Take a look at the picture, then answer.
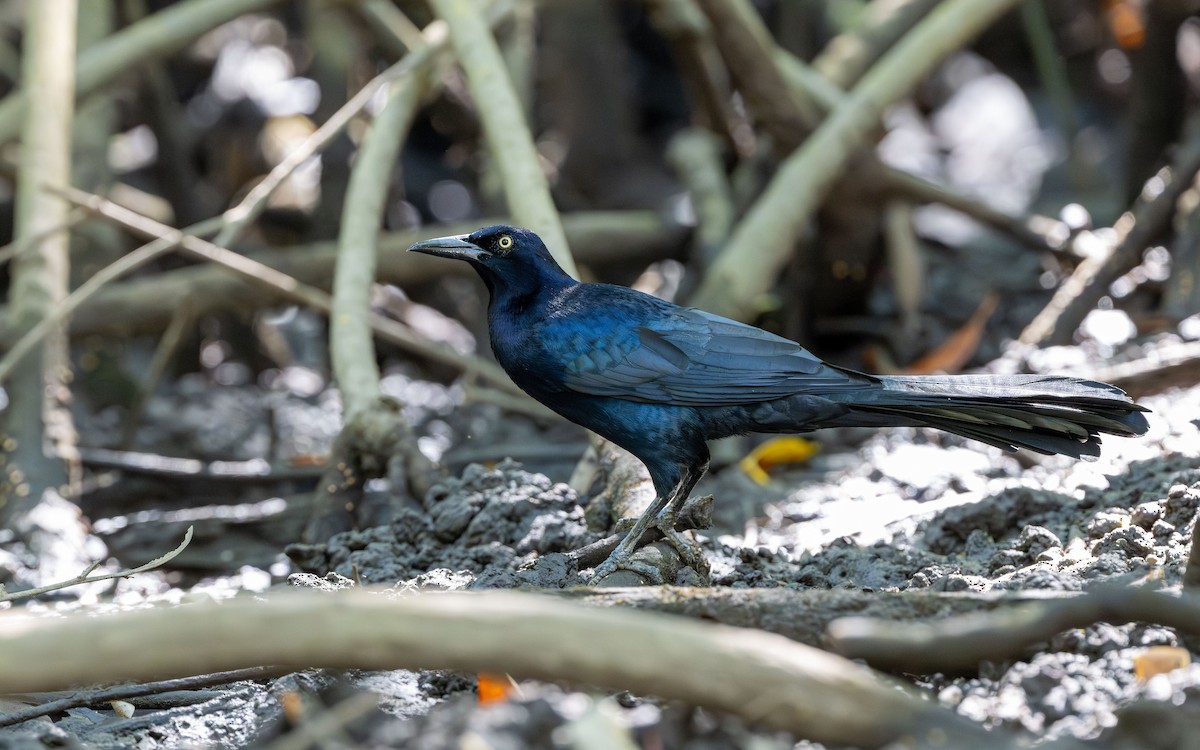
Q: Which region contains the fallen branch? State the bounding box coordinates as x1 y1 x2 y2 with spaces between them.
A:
558 585 1077 647
0 589 1014 748
827 585 1200 674
0 666 276 729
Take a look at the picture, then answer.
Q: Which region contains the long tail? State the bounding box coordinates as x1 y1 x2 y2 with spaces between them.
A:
835 374 1149 459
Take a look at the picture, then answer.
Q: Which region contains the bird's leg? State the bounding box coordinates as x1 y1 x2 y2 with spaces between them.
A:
649 461 710 577
589 462 708 583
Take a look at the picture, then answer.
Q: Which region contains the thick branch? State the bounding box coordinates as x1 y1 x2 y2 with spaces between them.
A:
828 586 1200 674
0 590 1008 749
332 28 430 419
2 0 79 516
691 0 1024 320
429 0 578 278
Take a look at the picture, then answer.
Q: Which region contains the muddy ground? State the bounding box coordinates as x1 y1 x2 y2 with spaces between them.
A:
0 326 1197 749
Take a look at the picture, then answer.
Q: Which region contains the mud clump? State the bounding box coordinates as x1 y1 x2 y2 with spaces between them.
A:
288 459 597 588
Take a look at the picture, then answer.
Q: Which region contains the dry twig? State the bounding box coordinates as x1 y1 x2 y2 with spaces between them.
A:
0 526 193 604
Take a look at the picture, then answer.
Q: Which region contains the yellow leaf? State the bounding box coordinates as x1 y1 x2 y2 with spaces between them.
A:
739 437 820 485
1133 646 1190 682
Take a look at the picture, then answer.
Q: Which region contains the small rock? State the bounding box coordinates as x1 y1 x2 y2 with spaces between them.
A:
1131 501 1163 529
1093 525 1157 558
1087 510 1129 537
1017 525 1062 558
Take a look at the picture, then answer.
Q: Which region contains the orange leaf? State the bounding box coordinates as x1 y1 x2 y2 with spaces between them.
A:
1106 0 1145 49
477 672 517 705
902 292 1000 375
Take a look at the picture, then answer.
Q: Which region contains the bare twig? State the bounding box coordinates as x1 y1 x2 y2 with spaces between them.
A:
0 666 277 729
0 192 214 385
44 186 531 400
0 526 193 604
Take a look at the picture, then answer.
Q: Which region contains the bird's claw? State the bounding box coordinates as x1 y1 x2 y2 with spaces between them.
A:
588 510 709 585
653 511 710 579
589 556 665 585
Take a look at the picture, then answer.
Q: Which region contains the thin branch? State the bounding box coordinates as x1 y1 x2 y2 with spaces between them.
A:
690 0 1025 320
210 1 520 249
0 666 276 729
332 19 431 419
0 526 193 603
428 0 578 278
47 186 532 401
0 196 216 384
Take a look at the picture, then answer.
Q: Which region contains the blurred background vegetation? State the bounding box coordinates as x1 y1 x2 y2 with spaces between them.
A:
0 0 1196 560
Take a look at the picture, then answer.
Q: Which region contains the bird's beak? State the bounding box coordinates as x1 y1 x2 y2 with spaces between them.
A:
407 234 487 261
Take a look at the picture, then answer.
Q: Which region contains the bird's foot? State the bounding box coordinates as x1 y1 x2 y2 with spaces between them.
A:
589 555 666 584
588 511 710 585
652 509 710 579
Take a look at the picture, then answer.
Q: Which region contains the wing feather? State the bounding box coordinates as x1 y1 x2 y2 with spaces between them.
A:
561 304 874 405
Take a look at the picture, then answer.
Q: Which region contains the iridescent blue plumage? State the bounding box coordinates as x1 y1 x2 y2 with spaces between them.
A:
408 225 1150 581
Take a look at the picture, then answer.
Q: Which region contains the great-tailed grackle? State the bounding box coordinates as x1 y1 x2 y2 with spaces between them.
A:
409 226 1150 581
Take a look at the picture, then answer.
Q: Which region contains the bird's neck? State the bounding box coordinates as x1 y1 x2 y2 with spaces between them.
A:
482 269 575 319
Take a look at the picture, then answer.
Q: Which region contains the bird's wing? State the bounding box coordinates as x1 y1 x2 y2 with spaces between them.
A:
561 306 875 406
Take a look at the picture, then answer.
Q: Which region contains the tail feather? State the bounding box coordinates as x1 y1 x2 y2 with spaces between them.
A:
841 374 1149 459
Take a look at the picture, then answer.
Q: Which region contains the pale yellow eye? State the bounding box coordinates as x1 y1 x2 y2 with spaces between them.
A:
497 235 513 250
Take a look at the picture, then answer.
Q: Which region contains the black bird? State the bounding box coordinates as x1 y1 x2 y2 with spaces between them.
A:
409 226 1150 581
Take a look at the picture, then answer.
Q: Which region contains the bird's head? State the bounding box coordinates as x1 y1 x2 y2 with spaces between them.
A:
407 225 573 300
